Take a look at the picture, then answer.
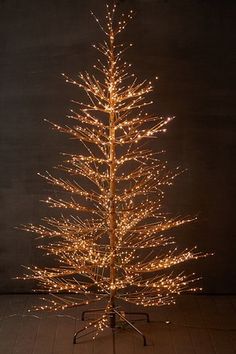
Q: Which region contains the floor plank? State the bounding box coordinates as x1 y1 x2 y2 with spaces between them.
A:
12 316 40 354
0 295 31 354
196 296 235 354
214 296 236 352
166 300 195 354
52 315 75 354
33 315 58 354
178 296 215 354
148 305 176 354
115 328 135 354
72 306 95 354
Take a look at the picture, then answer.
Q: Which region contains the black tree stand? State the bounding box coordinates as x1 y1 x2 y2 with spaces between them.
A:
73 304 171 347
73 307 148 346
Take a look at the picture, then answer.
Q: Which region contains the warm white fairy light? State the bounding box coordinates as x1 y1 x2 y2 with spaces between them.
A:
20 4 209 334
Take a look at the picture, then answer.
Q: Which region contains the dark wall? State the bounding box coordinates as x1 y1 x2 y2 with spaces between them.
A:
0 0 235 293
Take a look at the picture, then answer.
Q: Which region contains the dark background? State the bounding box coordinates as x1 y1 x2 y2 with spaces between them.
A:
0 0 235 293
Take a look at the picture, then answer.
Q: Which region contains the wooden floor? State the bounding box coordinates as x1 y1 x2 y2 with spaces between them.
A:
0 294 235 354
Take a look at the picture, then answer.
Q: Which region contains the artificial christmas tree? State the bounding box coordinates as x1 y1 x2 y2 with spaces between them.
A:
21 4 207 345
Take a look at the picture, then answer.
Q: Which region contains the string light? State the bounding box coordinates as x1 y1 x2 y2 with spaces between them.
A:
20 4 209 337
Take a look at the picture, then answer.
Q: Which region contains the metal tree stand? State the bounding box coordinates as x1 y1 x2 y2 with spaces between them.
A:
73 305 150 346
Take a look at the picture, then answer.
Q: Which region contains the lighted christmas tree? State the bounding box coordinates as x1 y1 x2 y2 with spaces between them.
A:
21 4 207 344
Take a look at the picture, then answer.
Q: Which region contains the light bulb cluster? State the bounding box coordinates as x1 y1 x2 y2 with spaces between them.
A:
20 4 209 334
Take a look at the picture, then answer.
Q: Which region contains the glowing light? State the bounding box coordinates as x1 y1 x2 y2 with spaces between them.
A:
19 4 209 336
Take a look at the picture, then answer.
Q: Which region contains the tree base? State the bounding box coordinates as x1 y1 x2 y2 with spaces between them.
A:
73 307 151 346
